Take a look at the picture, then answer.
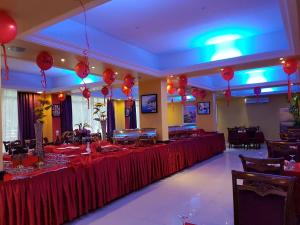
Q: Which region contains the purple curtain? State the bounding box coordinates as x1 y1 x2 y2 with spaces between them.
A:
107 99 116 138
17 92 38 141
60 95 73 133
129 101 137 129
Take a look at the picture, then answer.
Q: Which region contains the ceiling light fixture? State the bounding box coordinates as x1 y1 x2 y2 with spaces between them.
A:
115 72 118 75
61 58 65 62
280 58 284 61
91 66 95 69
37 91 43 94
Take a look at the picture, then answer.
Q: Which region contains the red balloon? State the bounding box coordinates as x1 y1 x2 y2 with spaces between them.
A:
0 11 17 44
254 87 261 96
75 61 89 79
283 59 298 75
103 68 115 85
124 74 135 88
177 87 186 96
36 51 53 71
178 74 188 87
101 86 109 96
122 84 131 96
167 84 176 95
82 88 91 99
191 88 199 98
58 93 66 102
199 90 207 99
221 67 234 81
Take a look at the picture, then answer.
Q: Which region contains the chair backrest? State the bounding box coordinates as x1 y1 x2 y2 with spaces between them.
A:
3 141 11 154
232 170 296 225
266 140 299 161
239 154 284 175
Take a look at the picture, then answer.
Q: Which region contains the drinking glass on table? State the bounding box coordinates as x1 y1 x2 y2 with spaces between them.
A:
289 154 296 170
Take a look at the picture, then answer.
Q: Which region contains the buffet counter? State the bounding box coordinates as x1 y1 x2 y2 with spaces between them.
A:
0 133 225 225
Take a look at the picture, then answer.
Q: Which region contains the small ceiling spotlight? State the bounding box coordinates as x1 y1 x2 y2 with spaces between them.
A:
37 91 43 94
220 68 224 71
279 58 284 61
91 66 95 69
60 58 65 62
281 60 286 64
115 72 118 75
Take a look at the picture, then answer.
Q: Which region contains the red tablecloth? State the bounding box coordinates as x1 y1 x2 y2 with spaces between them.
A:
0 133 225 225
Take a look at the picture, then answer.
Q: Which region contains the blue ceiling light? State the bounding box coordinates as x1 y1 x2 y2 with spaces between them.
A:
205 34 242 45
211 47 242 61
80 75 101 84
261 87 274 93
245 69 267 84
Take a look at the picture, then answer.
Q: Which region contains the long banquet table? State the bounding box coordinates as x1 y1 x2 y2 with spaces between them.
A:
0 133 225 225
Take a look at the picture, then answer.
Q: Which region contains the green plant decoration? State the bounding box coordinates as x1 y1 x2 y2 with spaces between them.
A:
289 95 300 127
93 102 106 122
34 94 52 123
75 122 91 130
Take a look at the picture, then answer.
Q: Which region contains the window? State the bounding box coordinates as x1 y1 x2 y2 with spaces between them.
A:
2 89 19 143
71 95 105 133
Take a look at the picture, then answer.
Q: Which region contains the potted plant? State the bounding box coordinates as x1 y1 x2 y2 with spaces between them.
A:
34 94 52 165
93 102 107 140
289 95 300 127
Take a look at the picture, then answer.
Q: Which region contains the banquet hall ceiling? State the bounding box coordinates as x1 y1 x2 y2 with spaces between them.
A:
1 0 300 97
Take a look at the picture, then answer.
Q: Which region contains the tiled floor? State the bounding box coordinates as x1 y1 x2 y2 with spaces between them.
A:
69 146 267 225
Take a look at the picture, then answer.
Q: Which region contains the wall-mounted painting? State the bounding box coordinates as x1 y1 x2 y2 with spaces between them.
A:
197 102 210 115
141 94 157 113
52 104 61 117
184 105 196 124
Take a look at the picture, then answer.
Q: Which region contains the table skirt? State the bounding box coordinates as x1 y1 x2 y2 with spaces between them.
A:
0 133 225 225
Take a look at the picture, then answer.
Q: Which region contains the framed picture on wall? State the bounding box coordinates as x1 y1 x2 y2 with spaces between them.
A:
197 102 210 115
184 105 196 124
141 94 157 113
52 104 61 117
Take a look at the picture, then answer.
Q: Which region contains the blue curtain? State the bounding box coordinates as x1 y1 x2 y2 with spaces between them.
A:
17 92 39 141
107 99 116 138
129 101 137 129
61 95 73 133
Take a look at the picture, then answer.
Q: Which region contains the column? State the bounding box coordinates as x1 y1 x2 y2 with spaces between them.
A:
196 91 218 131
0 52 3 172
139 78 169 141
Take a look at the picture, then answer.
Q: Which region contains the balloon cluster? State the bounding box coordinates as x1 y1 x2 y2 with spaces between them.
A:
166 75 188 104
221 67 234 106
0 11 17 80
191 88 207 100
122 74 135 106
282 59 298 102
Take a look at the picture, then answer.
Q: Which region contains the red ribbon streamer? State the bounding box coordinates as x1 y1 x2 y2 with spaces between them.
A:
41 70 47 89
1 44 9 80
288 76 292 102
79 0 90 58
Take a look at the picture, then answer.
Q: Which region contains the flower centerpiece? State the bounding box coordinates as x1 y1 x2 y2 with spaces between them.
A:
34 94 52 165
93 102 107 140
74 122 91 144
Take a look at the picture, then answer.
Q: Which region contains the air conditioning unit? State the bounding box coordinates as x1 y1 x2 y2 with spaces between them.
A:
245 97 269 104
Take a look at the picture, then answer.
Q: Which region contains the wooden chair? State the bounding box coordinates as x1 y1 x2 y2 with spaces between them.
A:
232 170 296 225
266 141 300 162
3 141 12 154
239 154 284 175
